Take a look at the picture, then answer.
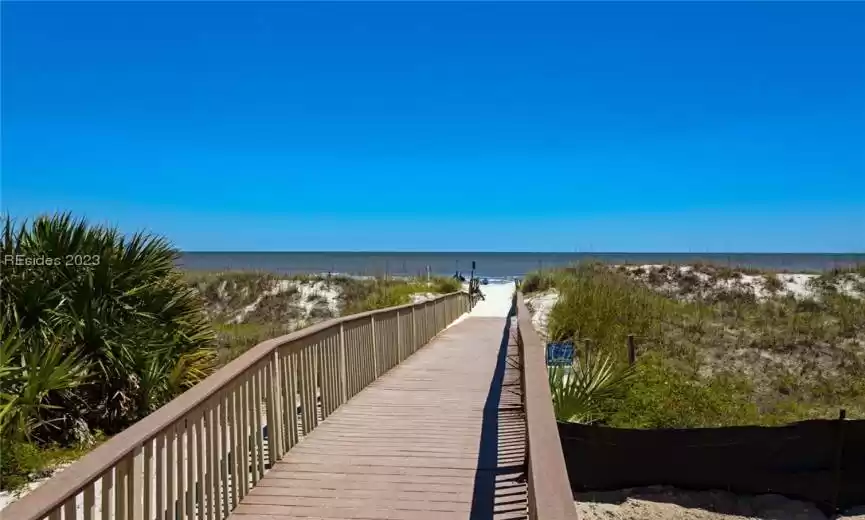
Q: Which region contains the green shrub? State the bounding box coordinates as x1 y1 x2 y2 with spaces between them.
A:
1 213 216 453
549 351 636 424
602 353 760 428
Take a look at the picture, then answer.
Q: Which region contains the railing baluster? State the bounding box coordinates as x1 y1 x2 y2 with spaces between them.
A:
270 352 284 461
166 425 176 520
185 412 195 520
83 482 95 520
62 498 75 520
154 434 164 520
176 421 186 520
116 453 128 520
205 403 216 520
263 362 275 467
195 413 205 520
142 441 152 520
101 469 113 520
230 381 243 507
219 394 230 520
313 341 322 424
131 446 144 520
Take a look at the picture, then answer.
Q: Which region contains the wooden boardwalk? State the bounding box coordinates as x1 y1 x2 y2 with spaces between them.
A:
228 313 527 520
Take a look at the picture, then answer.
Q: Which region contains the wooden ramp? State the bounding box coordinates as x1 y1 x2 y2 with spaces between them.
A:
228 315 527 520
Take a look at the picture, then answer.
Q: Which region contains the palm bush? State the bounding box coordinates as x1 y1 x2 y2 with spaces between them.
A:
1 213 216 448
548 351 636 424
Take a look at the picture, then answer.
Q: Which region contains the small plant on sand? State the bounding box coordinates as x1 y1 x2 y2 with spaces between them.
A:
522 271 556 293
763 273 783 293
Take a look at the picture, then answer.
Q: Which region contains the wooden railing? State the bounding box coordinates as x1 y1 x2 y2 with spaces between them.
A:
516 292 579 520
2 291 471 520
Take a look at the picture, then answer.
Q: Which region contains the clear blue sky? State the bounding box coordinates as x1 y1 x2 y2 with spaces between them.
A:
2 1 863 252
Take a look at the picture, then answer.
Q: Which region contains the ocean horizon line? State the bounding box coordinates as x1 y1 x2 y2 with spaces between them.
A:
179 251 865 255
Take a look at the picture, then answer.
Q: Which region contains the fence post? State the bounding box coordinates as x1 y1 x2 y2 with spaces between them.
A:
627 334 636 366
831 408 847 513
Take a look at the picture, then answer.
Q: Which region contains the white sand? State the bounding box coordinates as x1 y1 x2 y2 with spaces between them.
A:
294 280 341 317
617 265 862 301
524 290 559 341
576 486 865 520
228 279 342 324
470 281 515 317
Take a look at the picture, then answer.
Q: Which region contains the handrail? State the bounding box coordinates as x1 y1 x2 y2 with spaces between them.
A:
2 290 470 520
516 292 579 520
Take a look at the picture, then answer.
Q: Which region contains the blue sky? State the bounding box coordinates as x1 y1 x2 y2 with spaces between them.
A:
2 1 863 252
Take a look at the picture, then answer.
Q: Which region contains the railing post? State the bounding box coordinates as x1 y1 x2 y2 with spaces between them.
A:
396 309 402 363
131 445 143 520
339 323 347 402
270 350 283 460
432 299 437 335
371 315 379 378
411 305 417 353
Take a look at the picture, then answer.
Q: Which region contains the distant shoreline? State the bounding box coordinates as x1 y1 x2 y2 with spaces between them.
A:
177 252 865 276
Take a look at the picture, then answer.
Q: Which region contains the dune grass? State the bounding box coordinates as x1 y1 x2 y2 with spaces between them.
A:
526 262 865 427
186 272 463 365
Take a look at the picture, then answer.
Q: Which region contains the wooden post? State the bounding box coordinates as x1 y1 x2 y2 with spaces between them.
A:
411 306 417 353
627 334 636 366
396 310 402 363
338 323 347 402
371 315 379 378
831 408 847 514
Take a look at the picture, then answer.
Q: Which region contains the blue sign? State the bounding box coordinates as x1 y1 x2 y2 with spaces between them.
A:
546 342 575 366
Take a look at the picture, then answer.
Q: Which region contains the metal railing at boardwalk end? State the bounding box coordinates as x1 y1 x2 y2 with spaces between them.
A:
516 292 579 520
2 291 471 520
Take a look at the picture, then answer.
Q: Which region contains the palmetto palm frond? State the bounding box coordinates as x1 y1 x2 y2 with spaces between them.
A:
548 350 636 424
1 212 216 441
0 318 90 442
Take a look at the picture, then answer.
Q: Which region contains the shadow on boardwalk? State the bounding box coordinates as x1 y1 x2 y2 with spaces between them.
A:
470 301 528 520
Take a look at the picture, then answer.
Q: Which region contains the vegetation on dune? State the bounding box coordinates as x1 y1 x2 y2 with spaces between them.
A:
1 214 216 491
526 262 865 428
190 271 463 364
340 276 461 314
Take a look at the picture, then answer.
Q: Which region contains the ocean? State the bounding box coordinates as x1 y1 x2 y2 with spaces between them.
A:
177 252 865 278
